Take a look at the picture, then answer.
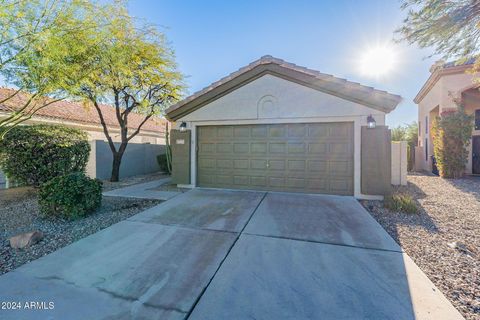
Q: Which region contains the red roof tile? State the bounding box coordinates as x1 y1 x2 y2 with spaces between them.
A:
0 88 166 134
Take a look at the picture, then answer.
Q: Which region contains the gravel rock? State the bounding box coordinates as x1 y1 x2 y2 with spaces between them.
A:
361 172 480 320
0 190 161 275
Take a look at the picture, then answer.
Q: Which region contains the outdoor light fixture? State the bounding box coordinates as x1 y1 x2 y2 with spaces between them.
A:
367 115 376 129
179 121 187 132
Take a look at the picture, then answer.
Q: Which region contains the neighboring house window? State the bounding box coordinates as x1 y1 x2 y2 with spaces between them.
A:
425 138 428 161
425 116 428 134
475 110 480 130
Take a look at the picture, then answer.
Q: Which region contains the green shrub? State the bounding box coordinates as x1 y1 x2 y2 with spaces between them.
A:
39 172 102 219
0 124 90 186
384 193 418 214
156 153 171 174
431 106 473 178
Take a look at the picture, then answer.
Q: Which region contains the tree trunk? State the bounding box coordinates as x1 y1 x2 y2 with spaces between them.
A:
110 152 123 182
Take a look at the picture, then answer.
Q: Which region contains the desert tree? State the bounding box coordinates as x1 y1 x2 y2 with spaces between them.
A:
75 4 183 181
397 0 480 74
0 0 104 138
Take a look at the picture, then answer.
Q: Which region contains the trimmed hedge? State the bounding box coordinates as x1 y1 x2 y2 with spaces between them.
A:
0 124 90 186
39 172 102 219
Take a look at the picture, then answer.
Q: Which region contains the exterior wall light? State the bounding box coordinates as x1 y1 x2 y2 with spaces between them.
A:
179 121 187 132
367 115 376 129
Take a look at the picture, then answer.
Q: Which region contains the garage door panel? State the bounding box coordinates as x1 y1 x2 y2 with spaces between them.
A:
287 142 305 153
308 125 329 137
286 178 306 188
233 175 250 186
198 174 215 185
329 161 353 175
288 124 307 137
233 143 249 153
287 160 306 171
308 160 328 172
199 143 216 154
307 179 328 191
251 143 267 153
329 142 351 154
308 143 328 154
268 177 285 188
329 179 352 194
197 123 353 195
268 125 286 138
233 126 250 138
251 176 267 186
269 160 286 170
252 127 267 138
216 143 232 153
199 158 216 169
216 175 233 185
269 143 287 153
251 159 267 170
217 159 233 169
217 126 233 138
234 159 249 169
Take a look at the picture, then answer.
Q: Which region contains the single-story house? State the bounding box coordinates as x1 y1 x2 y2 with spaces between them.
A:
0 87 167 144
414 60 480 175
0 88 167 185
165 56 402 199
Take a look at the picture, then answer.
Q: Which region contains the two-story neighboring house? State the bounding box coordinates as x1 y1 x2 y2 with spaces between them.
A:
414 60 480 175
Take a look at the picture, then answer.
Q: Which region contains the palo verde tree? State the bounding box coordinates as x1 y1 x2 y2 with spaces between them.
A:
397 0 480 74
0 0 103 138
75 4 183 182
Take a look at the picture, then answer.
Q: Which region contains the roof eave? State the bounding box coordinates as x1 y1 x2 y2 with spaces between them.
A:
414 64 473 104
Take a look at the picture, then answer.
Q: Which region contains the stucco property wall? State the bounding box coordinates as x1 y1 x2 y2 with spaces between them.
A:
391 141 407 185
0 170 6 188
176 74 387 199
86 141 165 180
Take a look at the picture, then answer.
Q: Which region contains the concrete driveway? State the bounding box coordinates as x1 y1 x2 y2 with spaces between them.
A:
0 189 463 320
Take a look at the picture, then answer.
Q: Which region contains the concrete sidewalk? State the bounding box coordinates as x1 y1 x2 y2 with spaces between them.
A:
102 177 183 200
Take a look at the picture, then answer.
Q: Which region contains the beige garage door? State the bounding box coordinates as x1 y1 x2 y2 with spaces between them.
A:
197 123 354 195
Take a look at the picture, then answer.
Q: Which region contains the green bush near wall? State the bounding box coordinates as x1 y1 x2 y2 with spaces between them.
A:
0 124 90 186
157 153 171 174
432 107 473 178
384 193 418 214
39 172 102 219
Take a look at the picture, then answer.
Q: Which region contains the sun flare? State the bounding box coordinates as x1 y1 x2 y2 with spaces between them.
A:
359 45 398 78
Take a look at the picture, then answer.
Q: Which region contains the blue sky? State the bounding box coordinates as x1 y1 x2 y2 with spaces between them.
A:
129 0 439 127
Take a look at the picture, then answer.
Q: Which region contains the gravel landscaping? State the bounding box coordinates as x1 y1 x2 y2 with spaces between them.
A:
361 172 480 320
0 187 161 275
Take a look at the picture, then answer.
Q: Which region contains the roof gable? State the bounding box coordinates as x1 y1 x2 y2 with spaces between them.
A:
166 56 402 121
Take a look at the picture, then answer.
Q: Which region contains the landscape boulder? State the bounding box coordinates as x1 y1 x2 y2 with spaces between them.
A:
9 231 44 249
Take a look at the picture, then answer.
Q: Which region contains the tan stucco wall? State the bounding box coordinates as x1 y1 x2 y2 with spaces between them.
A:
391 141 407 185
176 74 388 199
417 70 479 174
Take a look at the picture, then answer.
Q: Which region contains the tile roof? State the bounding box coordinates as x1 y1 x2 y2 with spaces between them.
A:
166 55 402 120
443 58 476 69
0 88 166 133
